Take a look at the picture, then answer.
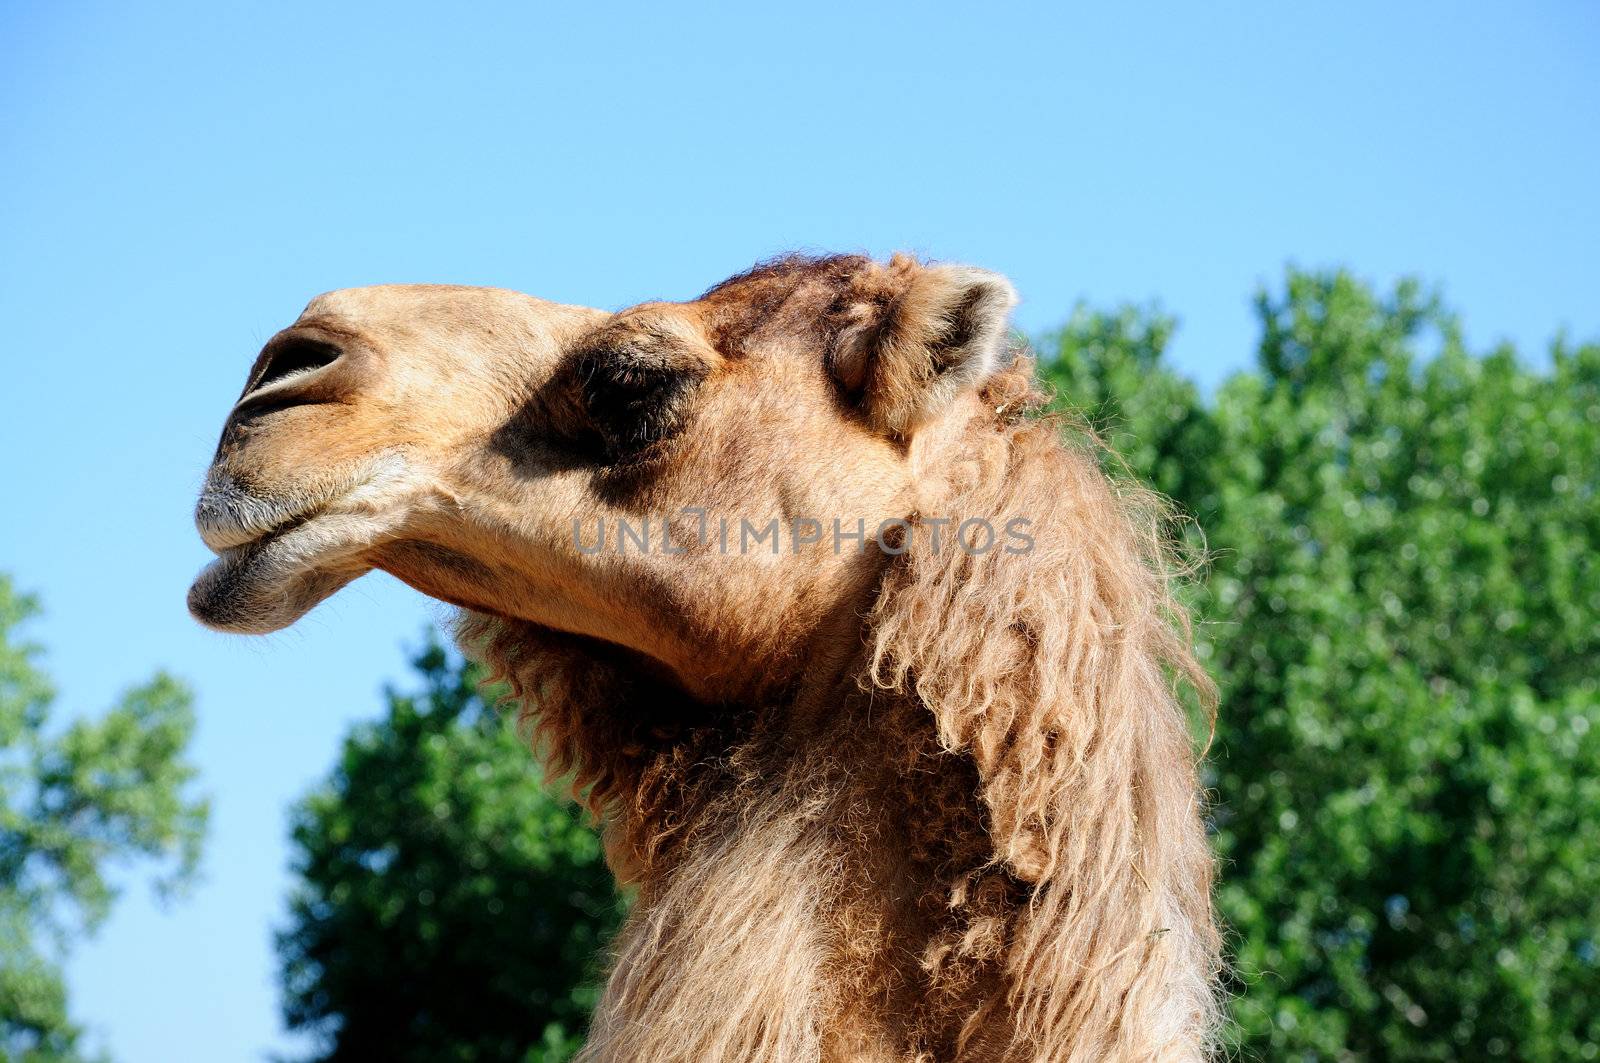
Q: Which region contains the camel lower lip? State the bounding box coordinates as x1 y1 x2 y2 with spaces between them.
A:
188 540 290 633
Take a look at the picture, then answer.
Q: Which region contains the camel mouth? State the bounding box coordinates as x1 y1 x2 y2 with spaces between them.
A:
188 457 422 633
187 509 368 634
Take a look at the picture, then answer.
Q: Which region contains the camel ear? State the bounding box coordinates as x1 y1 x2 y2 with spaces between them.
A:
830 260 1019 436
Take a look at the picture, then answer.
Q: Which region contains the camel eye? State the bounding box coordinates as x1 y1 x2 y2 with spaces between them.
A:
577 352 702 460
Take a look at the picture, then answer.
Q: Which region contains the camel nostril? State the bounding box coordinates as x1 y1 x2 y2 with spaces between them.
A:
249 338 341 395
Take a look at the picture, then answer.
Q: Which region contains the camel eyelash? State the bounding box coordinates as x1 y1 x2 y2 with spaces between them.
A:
576 351 705 460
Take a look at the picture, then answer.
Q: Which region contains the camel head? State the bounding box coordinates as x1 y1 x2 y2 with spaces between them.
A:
189 255 1018 698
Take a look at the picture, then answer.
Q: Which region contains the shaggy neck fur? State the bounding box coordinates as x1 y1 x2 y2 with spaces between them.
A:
459 364 1221 1063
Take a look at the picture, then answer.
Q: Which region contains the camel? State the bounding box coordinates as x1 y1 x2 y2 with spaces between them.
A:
188 254 1221 1062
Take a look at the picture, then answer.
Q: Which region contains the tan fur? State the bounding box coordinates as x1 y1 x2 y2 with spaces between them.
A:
190 255 1222 1061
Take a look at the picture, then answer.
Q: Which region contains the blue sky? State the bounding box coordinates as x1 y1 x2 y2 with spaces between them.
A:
2 2 1596 1060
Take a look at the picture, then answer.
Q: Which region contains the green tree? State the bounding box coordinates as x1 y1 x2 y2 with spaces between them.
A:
1041 270 1600 1060
278 635 621 1063
0 575 208 1062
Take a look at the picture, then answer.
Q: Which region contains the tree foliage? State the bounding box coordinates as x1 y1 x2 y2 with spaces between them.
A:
278 636 620 1063
0 575 208 1063
1041 269 1600 1060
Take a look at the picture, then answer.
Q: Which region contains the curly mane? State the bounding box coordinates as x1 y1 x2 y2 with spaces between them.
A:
459 357 1221 1061
869 361 1222 1058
